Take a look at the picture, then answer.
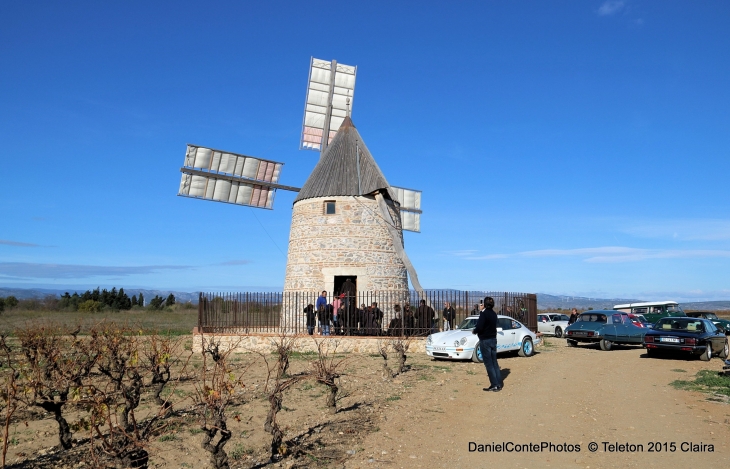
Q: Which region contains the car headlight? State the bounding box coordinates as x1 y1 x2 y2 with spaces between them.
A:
454 340 460 347
426 335 432 345
459 337 467 346
594 330 601 336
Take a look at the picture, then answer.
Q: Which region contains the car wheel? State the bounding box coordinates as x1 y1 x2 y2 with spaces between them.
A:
700 342 712 361
646 348 655 357
567 339 578 347
471 342 483 363
599 339 612 351
554 327 563 338
518 338 534 357
719 340 728 360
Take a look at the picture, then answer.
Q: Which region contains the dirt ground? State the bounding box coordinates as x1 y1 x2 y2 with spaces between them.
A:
5 336 730 469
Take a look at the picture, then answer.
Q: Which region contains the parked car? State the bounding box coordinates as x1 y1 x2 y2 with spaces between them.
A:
425 315 540 362
537 313 570 338
644 317 729 361
564 310 648 350
628 313 652 328
685 312 730 335
613 301 686 325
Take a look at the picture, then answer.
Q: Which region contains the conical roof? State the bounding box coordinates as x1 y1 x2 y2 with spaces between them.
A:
294 117 395 203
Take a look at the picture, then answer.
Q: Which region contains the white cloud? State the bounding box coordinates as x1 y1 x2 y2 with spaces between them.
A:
0 239 40 247
597 1 625 16
622 219 730 241
218 259 252 266
0 262 193 279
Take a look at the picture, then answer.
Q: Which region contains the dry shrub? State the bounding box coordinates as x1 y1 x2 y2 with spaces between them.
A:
15 324 96 450
86 324 191 469
191 335 245 469
377 340 394 380
389 336 411 376
0 335 20 469
262 333 306 462
310 338 350 412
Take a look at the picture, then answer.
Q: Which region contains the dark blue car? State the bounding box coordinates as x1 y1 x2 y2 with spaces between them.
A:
564 310 648 350
644 317 729 361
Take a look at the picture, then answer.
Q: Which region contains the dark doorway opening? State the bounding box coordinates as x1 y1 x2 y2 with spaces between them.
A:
334 276 357 295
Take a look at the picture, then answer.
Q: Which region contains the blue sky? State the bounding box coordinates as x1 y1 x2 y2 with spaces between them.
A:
1 1 729 301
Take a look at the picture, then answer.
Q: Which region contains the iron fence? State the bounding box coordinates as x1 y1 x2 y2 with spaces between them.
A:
198 291 537 336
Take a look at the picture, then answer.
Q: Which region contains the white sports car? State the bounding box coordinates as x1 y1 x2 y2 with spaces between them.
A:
537 313 570 338
425 315 540 362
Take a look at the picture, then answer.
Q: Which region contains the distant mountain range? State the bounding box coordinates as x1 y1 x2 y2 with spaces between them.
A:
1 288 729 311
536 294 730 311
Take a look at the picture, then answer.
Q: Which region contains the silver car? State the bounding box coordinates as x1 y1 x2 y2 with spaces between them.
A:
537 313 570 338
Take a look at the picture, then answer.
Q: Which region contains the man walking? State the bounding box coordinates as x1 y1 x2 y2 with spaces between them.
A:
472 296 503 392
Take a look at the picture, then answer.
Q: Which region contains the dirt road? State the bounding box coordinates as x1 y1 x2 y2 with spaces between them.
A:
347 339 730 469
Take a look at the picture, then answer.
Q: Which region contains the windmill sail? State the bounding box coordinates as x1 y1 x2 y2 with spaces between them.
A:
390 186 422 232
178 144 286 209
300 58 357 151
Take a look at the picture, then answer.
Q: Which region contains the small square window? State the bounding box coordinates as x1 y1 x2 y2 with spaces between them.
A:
325 201 336 215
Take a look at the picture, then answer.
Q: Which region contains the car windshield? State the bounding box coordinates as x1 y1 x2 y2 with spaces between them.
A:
666 304 686 316
577 313 607 323
654 318 705 332
704 313 719 320
456 318 478 329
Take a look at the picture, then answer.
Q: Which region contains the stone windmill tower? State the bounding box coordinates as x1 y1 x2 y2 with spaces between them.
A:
284 115 417 296
177 58 424 305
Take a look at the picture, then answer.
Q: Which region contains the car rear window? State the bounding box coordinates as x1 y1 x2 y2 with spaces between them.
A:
655 319 705 332
578 314 607 323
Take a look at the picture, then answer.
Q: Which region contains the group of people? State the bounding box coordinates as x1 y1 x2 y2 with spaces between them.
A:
304 291 460 337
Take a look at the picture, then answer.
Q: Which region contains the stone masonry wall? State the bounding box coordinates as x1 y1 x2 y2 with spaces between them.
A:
283 195 408 294
192 333 426 355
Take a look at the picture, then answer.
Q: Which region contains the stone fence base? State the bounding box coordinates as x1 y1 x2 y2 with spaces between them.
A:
192 331 426 355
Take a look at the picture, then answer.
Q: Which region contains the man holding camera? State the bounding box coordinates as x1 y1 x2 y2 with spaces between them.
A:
472 296 503 392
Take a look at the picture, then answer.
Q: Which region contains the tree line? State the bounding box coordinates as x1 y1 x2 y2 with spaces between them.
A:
0 289 185 313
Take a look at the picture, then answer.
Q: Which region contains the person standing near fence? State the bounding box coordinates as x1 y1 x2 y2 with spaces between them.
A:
404 303 414 336
443 302 455 331
389 304 403 336
316 291 328 335
304 304 316 335
416 299 435 336
332 293 342 335
472 296 503 392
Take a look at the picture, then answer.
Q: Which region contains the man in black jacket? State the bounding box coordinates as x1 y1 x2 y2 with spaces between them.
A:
472 296 503 392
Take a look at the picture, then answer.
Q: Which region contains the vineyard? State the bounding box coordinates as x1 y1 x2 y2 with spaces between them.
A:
0 323 416 469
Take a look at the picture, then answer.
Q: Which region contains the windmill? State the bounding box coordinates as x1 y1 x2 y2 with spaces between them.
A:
177 58 424 296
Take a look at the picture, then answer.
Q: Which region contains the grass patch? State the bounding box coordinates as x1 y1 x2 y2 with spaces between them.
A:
466 370 477 375
0 308 196 335
289 351 317 359
671 369 687 373
229 443 253 461
386 395 401 401
158 434 179 442
670 369 730 397
432 365 452 372
418 374 435 381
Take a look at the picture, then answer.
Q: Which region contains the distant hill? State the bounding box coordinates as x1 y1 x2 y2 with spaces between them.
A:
537 294 730 311
537 294 643 310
